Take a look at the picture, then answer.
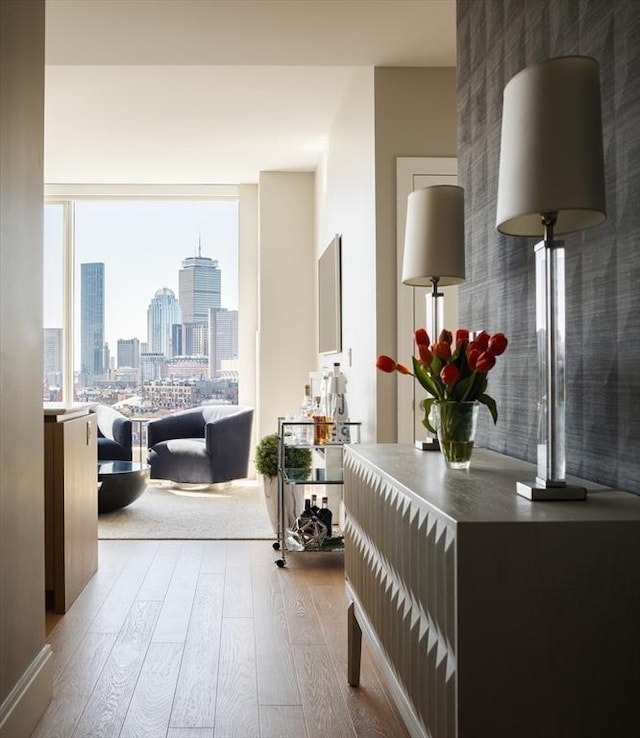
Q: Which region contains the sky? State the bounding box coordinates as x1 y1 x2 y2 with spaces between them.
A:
44 199 238 366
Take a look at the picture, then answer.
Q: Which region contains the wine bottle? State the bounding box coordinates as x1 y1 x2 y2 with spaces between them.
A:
310 493 320 517
317 496 333 539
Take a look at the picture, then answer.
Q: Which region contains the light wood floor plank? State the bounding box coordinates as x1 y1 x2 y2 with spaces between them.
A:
254 587 301 707
214 617 259 738
167 728 214 738
296 644 357 738
200 540 227 574
152 541 203 643
137 541 182 601
222 541 253 619
119 641 183 738
90 542 160 634
71 600 162 738
170 573 224 729
259 705 308 738
32 633 117 738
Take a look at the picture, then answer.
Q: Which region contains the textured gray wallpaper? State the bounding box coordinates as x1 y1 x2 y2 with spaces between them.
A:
456 0 640 492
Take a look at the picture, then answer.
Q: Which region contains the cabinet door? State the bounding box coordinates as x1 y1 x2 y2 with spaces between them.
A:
45 413 98 612
62 414 98 609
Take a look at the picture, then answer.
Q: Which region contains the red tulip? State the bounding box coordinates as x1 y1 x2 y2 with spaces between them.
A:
476 351 496 372
467 348 481 371
474 331 490 351
488 332 508 356
455 328 470 344
376 355 396 373
396 362 412 375
438 329 453 345
415 328 430 347
432 341 452 360
440 363 460 385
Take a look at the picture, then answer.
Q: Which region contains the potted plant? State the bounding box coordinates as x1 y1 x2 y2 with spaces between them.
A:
255 433 312 533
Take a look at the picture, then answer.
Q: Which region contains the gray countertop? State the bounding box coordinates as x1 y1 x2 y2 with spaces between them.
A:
345 444 640 525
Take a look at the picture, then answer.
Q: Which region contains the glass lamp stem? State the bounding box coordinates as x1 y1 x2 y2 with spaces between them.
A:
427 277 443 344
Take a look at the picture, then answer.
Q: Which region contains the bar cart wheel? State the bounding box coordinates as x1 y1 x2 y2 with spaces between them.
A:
276 558 285 568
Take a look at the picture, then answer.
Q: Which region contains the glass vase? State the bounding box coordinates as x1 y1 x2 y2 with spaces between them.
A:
434 400 479 470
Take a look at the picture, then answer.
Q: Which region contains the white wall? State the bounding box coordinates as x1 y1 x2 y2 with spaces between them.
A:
317 67 457 443
318 68 377 441
238 184 258 474
257 172 316 441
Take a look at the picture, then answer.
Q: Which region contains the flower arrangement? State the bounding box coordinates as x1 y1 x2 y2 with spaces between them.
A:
376 328 508 435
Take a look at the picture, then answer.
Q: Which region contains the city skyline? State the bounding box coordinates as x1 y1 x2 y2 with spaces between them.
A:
44 199 238 367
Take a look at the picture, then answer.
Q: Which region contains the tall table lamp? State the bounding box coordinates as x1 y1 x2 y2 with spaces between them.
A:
496 56 606 500
402 184 465 450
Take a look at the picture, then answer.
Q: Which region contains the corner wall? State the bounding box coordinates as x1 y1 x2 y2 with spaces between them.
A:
457 0 640 492
320 67 457 442
257 172 316 440
0 2 53 736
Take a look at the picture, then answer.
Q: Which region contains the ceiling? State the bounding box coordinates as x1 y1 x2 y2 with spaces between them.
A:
44 0 457 185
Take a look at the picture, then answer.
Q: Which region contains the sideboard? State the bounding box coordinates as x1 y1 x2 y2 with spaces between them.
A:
343 444 640 738
44 403 98 613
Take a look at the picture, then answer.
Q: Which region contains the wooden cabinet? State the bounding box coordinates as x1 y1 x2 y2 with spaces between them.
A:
44 404 98 613
344 444 640 738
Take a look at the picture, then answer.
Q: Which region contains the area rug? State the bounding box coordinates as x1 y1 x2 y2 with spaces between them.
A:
98 479 275 540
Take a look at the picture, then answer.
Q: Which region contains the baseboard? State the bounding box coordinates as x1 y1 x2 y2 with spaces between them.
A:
0 645 53 738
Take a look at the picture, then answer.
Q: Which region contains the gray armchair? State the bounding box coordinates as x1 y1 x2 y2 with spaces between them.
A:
146 405 254 484
91 404 133 462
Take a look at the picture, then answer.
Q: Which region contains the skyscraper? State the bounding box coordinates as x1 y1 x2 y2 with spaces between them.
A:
117 337 140 368
80 262 105 383
208 307 238 376
147 287 181 358
43 327 63 389
179 251 221 324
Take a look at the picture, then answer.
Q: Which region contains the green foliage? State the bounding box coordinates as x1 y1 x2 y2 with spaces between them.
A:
254 432 312 479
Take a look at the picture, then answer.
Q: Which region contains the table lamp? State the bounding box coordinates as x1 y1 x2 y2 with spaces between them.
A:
402 184 465 450
496 56 606 500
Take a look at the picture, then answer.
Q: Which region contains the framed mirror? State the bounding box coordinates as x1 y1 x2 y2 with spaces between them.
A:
318 234 342 354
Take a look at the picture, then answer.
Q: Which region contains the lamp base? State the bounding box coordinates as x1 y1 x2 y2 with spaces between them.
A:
416 437 440 451
516 479 587 501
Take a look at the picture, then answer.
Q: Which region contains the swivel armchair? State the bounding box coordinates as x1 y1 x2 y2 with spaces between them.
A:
91 404 133 462
146 405 254 485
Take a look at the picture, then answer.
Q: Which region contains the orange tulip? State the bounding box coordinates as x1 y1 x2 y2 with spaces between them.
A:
376 355 396 373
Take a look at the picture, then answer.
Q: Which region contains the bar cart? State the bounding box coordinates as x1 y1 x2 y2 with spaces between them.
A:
273 417 360 567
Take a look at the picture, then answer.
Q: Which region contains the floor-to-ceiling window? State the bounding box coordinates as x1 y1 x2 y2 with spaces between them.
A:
43 188 239 421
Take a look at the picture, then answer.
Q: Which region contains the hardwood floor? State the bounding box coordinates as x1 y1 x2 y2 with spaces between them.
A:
33 540 411 738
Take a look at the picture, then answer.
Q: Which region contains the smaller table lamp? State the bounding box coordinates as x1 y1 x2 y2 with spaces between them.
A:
402 184 466 450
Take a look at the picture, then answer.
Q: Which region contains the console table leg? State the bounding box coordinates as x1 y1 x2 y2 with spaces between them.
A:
347 601 362 686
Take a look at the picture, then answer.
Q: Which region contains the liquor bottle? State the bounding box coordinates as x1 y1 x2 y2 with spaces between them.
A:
313 395 329 445
317 496 333 538
327 362 350 444
300 497 312 518
297 384 314 443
